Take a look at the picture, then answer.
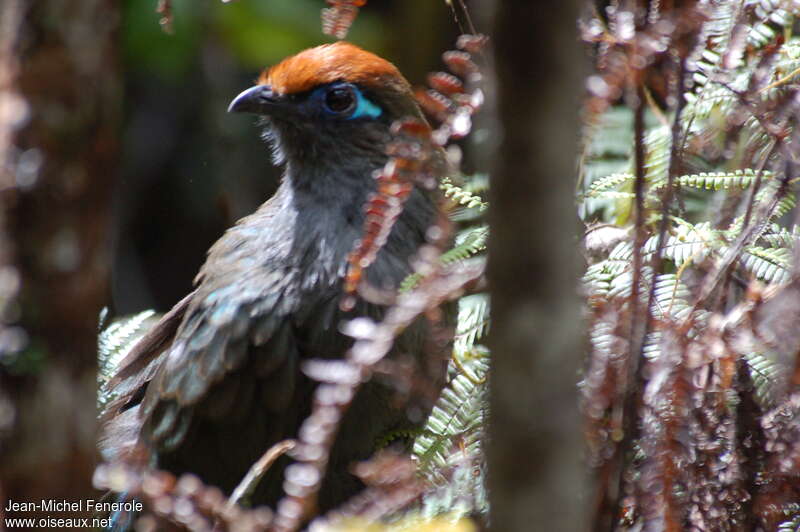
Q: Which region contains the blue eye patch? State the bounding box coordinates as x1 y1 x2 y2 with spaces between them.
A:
313 83 383 120
351 88 382 119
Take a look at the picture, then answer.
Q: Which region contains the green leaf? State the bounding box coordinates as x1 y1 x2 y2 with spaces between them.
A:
740 246 792 284
674 169 775 190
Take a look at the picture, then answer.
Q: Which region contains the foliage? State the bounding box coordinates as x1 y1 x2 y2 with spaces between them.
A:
96 309 159 412
580 1 800 529
412 293 489 518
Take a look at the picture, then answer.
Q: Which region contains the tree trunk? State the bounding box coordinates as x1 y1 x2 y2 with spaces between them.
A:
487 1 585 530
0 0 120 519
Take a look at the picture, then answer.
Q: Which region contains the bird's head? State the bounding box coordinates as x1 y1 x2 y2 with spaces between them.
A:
229 42 423 175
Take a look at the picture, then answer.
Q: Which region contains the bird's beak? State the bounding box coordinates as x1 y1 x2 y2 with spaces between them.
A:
228 85 287 116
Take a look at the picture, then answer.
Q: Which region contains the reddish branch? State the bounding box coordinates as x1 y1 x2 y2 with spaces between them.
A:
156 0 173 34
93 463 273 532
321 0 367 40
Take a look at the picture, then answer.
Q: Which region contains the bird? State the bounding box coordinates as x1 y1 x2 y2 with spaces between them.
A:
99 41 449 523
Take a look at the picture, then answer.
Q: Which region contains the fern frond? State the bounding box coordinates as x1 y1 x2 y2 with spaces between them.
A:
414 352 488 480
454 293 489 355
771 190 797 220
704 0 739 50
587 173 635 197
588 316 622 363
777 502 800 532
644 218 717 265
584 260 626 298
97 310 159 410
423 368 486 454
643 125 673 186
443 226 488 265
644 221 715 266
685 85 739 120
759 224 800 248
723 185 795 238
640 274 707 362
608 240 635 262
747 2 793 48
606 266 655 301
98 310 157 383
400 228 488 292
650 274 693 321
584 241 634 298
441 177 488 211
740 246 792 284
590 191 637 200
743 351 782 407
674 169 775 190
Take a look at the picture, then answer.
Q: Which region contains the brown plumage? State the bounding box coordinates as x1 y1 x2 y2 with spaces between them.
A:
259 42 408 96
100 42 449 527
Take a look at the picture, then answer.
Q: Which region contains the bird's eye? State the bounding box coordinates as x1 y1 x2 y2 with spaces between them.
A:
324 86 356 115
315 83 382 120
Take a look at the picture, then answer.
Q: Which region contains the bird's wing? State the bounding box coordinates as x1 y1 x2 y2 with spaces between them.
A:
106 290 195 395
98 291 193 462
138 266 302 451
136 192 309 452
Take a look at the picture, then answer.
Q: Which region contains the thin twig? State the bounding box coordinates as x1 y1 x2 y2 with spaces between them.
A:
634 48 691 530
644 56 689 313
446 0 478 36
227 440 296 509
599 83 648 532
741 139 778 232
689 139 781 313
451 350 486 385
613 79 653 530
759 65 800 93
456 0 478 36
